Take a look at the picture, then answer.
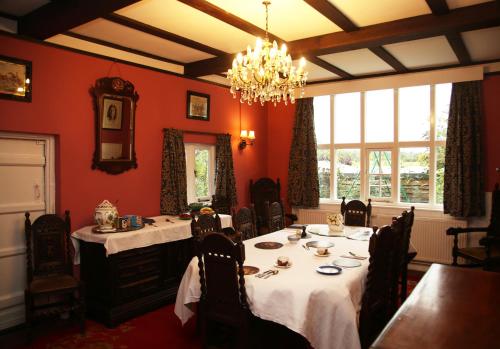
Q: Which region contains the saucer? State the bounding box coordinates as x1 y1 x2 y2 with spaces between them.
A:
274 261 292 269
331 258 361 268
314 252 331 257
316 265 342 275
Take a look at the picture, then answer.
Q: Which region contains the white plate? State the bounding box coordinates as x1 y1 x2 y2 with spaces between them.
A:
274 262 292 269
331 258 362 268
316 265 342 275
314 252 331 257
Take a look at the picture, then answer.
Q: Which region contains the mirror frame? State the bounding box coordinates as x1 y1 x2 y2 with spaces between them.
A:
91 77 139 174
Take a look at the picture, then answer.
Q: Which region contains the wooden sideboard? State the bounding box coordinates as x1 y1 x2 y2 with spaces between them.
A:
79 238 192 327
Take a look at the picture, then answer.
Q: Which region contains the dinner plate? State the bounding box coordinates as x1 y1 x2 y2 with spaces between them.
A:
331 258 362 268
274 262 292 269
316 265 342 275
346 230 372 241
314 252 331 257
306 241 335 249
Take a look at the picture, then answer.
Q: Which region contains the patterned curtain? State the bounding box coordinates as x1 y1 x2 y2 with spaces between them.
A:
160 128 188 215
444 81 485 217
215 134 238 206
287 98 320 208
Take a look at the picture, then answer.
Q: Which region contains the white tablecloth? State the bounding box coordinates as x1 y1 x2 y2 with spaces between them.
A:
175 226 371 349
71 214 232 263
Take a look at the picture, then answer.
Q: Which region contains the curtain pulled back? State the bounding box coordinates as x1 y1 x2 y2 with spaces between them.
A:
160 128 188 215
287 98 320 208
215 134 238 206
443 81 485 217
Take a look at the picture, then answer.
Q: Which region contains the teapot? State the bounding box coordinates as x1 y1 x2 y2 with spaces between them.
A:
94 200 119 231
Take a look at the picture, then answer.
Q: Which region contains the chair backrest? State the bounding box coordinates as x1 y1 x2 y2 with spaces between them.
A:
266 201 285 233
250 177 281 226
211 194 231 215
359 217 405 349
341 197 372 227
191 213 222 241
488 183 500 237
24 211 72 283
197 232 248 325
232 206 257 240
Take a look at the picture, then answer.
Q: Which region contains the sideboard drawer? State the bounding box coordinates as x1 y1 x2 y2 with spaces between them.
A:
116 259 161 284
114 245 160 263
116 275 161 303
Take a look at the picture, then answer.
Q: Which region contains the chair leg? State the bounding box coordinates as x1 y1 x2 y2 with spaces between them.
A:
24 290 33 344
79 284 86 335
400 265 408 304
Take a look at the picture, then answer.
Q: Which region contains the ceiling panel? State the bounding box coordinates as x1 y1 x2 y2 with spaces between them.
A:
319 49 395 75
383 36 459 69
115 0 257 54
71 18 214 63
462 26 500 61
207 0 341 41
199 75 230 86
327 0 431 27
46 34 184 74
296 60 340 82
446 0 493 9
0 0 49 17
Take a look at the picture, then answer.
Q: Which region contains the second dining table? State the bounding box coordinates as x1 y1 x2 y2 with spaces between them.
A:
174 225 373 349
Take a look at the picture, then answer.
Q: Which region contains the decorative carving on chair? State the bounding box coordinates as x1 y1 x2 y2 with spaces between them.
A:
191 213 222 241
341 197 372 227
267 201 285 233
233 206 257 240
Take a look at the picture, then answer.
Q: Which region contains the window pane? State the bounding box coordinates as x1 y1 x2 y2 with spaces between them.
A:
318 148 330 199
314 96 331 145
365 89 394 142
436 146 445 204
368 150 392 199
195 149 209 198
400 147 430 203
399 85 430 141
435 83 452 141
335 149 360 199
334 92 360 144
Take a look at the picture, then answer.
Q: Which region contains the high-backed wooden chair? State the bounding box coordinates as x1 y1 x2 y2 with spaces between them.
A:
232 206 257 240
396 207 416 303
446 183 500 267
266 201 285 233
211 194 232 215
24 211 85 340
190 213 222 241
359 218 405 349
341 197 372 227
250 177 296 235
196 232 251 348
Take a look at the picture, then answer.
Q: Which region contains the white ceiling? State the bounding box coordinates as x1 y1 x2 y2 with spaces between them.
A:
1 0 499 86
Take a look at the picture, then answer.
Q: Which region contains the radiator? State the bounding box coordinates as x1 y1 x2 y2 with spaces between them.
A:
295 209 468 265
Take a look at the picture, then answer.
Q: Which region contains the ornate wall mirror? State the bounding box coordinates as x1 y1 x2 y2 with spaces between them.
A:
91 77 139 174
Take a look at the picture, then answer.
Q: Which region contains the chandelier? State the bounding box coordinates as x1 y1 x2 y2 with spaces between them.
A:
227 1 307 106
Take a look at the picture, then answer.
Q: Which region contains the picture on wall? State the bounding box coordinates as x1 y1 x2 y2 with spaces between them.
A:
187 91 210 121
0 55 32 102
102 97 123 130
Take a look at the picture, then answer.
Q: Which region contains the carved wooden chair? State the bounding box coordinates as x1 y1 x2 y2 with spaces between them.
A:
394 207 416 303
265 201 285 233
232 206 257 240
250 177 297 235
24 211 85 340
359 218 405 349
190 213 222 241
446 183 500 267
196 232 251 348
341 197 372 227
211 194 232 215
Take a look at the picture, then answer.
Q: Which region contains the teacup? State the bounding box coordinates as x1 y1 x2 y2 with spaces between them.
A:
317 247 329 255
277 256 289 266
287 234 300 244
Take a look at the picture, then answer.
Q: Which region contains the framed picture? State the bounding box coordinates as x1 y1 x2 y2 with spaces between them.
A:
187 91 210 121
102 97 123 130
0 55 32 102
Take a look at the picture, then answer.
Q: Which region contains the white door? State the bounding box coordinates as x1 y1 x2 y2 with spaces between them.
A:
0 132 55 330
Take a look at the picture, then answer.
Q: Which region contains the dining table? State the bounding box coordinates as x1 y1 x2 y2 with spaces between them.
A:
174 224 373 349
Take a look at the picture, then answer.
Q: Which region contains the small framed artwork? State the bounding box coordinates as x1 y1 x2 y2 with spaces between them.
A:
102 96 123 130
187 91 210 121
0 55 32 102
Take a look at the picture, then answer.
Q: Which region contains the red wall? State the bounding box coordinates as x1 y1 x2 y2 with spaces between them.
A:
267 76 500 205
0 34 267 229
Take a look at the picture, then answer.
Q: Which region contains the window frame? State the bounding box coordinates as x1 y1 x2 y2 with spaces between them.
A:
318 84 448 209
185 143 216 203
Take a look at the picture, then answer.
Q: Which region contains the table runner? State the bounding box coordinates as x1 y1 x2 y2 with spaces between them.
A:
71 214 232 263
175 226 371 349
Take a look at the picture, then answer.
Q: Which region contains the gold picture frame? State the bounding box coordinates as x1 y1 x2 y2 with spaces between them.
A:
0 55 32 102
187 91 210 121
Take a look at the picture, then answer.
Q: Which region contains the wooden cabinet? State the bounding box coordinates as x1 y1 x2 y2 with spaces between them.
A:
79 238 192 327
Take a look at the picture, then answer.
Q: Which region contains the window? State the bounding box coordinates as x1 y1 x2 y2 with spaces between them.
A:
185 143 215 203
314 83 451 207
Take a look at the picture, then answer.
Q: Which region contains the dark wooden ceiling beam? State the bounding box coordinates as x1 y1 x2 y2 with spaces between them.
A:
18 0 140 40
103 13 226 57
65 31 185 66
369 46 409 72
425 0 471 65
305 56 353 79
288 2 500 57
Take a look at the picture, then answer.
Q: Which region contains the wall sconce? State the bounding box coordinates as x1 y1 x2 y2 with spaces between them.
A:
239 130 255 149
